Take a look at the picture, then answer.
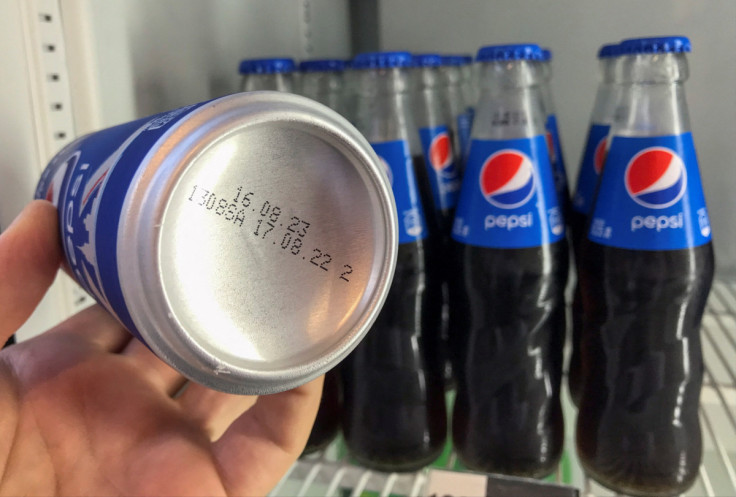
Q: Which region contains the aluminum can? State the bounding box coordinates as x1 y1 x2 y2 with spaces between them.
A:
35 91 398 394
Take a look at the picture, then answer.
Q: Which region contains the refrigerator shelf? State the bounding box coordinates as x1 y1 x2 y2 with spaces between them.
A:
271 278 736 497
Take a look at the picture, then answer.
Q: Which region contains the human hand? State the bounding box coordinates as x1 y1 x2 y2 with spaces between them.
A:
0 200 323 496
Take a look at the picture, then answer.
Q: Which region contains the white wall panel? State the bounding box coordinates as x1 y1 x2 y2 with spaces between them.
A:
0 0 87 340
0 1 42 228
378 0 736 272
62 0 137 134
119 0 351 118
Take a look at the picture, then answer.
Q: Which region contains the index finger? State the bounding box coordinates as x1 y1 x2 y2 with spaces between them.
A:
0 200 62 342
213 375 324 497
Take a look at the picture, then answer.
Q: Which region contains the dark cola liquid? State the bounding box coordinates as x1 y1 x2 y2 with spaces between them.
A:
417 156 456 389
302 370 341 455
567 208 588 405
436 207 457 390
341 156 447 472
576 240 714 497
449 240 567 478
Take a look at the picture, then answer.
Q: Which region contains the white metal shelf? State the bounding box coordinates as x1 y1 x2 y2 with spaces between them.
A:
273 279 736 497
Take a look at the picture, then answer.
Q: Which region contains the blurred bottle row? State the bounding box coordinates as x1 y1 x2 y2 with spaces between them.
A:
245 38 713 497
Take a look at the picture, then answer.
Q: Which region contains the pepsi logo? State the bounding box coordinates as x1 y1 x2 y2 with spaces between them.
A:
479 149 536 209
594 137 607 175
625 147 687 209
429 132 454 175
377 155 393 186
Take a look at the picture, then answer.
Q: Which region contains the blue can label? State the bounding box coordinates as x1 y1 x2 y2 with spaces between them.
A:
572 123 609 215
452 136 565 248
371 140 428 244
456 110 473 161
588 133 711 250
35 101 208 338
418 125 460 211
546 114 569 195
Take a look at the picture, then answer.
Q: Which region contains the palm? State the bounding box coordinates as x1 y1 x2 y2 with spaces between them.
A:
0 201 322 496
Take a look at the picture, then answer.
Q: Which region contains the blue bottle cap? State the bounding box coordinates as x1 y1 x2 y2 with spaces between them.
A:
239 57 295 75
619 36 691 55
541 48 553 61
412 53 443 67
476 44 544 62
352 51 413 70
440 55 471 66
299 59 346 72
598 43 621 59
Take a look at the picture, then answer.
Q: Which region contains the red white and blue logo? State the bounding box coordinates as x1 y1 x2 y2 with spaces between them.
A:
419 125 460 212
594 136 607 175
452 136 564 249
480 150 536 209
572 123 610 215
625 147 687 209
588 134 711 250
429 132 455 176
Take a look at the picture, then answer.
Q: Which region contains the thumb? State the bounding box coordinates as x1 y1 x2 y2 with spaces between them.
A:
0 200 63 341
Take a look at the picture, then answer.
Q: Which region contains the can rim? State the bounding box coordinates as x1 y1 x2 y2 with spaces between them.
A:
117 92 398 394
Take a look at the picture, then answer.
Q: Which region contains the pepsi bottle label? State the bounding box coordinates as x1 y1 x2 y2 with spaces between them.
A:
588 133 712 250
371 140 428 244
452 136 565 248
457 111 473 161
546 114 569 194
573 123 609 215
35 102 208 339
418 125 461 211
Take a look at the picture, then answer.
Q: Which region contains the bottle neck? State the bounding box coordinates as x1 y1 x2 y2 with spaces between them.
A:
460 65 477 109
413 66 441 91
589 58 622 124
479 59 543 89
412 66 446 129
354 67 420 151
356 67 411 96
611 52 691 136
242 73 294 92
540 61 552 83
600 58 616 84
300 71 345 114
538 61 555 117
441 65 463 87
473 59 547 139
620 52 689 84
460 64 473 83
